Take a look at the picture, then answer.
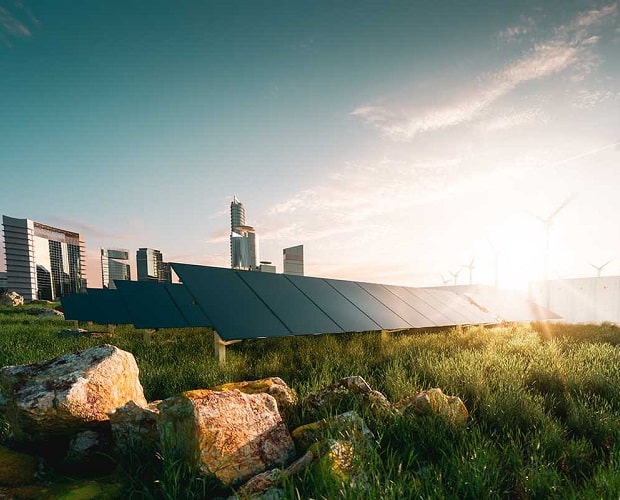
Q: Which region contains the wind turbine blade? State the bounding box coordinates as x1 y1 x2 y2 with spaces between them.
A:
547 194 576 222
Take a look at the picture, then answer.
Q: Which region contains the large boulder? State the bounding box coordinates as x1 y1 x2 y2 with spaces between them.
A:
302 376 392 419
210 377 297 411
396 388 469 424
158 389 295 486
109 400 161 458
0 344 147 441
0 291 23 307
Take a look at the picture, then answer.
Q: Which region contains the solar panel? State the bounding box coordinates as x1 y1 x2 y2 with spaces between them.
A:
407 288 474 325
237 271 343 334
325 279 413 330
356 282 436 328
164 283 213 327
60 292 99 322
84 288 133 325
383 285 452 326
171 263 290 340
464 290 562 322
284 274 380 332
114 281 191 329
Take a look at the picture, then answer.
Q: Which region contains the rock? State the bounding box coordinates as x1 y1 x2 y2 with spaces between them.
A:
0 291 24 307
302 376 392 419
210 377 297 411
0 344 148 441
158 389 295 486
63 429 114 475
238 449 317 497
0 445 39 487
396 388 469 424
109 400 161 458
291 411 374 451
241 412 374 497
37 309 64 318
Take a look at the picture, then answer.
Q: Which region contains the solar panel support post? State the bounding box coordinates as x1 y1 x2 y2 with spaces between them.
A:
213 331 227 364
143 329 156 344
212 331 241 364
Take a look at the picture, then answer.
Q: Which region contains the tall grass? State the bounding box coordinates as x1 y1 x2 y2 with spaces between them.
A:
2 305 620 498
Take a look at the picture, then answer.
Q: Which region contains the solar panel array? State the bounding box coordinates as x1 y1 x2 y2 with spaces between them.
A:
170 263 500 340
61 264 560 342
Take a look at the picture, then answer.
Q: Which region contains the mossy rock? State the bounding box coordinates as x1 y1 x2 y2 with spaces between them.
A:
0 445 38 487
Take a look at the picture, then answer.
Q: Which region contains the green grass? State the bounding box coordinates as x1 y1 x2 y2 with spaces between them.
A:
2 305 620 498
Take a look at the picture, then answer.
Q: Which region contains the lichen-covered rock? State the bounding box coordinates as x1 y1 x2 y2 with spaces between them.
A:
302 376 392 419
291 411 374 451
238 449 317 497
0 344 148 441
109 400 160 457
0 445 38 487
158 389 295 486
0 291 23 307
396 388 469 424
210 377 297 411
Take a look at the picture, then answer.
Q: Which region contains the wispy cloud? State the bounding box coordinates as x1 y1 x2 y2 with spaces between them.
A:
352 2 617 139
0 2 38 47
498 16 536 42
477 107 547 132
572 88 618 109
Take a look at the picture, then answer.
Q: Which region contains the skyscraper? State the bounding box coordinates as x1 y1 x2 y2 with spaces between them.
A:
101 248 130 289
283 245 304 276
230 197 259 270
136 248 172 283
2 215 87 301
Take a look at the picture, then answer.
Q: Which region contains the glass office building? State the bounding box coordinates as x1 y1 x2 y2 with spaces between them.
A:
101 248 131 289
2 215 87 301
136 248 172 283
283 245 304 276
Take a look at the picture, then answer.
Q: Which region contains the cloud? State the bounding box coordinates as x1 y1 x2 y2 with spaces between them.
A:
572 89 617 109
498 16 536 42
477 107 547 132
352 3 616 139
0 2 37 47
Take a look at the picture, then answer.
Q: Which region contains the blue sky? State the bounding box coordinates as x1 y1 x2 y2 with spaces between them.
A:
1 0 619 290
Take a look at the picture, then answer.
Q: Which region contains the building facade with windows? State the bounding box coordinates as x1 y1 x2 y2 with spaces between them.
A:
101 248 131 289
2 215 87 301
230 197 259 270
283 244 304 276
136 248 172 283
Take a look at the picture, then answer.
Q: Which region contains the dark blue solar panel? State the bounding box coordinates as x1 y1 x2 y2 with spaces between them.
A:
357 282 436 328
164 283 212 327
385 285 454 326
284 275 380 332
326 279 412 330
171 264 290 340
85 288 133 325
406 288 471 325
114 281 190 329
237 272 343 334
60 292 99 322
417 288 487 324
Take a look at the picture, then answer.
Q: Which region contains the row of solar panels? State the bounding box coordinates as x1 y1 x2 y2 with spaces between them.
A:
61 263 557 341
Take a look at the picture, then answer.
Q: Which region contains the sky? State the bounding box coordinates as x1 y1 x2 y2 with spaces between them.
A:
1 0 619 291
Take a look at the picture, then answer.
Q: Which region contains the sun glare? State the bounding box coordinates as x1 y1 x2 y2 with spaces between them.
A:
488 213 545 291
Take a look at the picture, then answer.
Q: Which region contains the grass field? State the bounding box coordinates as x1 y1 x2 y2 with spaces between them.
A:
2 304 620 498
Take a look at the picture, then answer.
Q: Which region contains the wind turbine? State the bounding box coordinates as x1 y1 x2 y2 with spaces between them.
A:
440 274 451 286
462 258 475 285
530 194 576 282
590 259 613 277
449 269 461 286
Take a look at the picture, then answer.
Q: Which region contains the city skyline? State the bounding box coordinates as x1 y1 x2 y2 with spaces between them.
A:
1 1 619 290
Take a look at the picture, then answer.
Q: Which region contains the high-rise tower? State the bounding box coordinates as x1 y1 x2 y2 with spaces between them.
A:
283 245 304 276
2 215 87 300
101 248 130 289
136 248 172 283
230 197 258 270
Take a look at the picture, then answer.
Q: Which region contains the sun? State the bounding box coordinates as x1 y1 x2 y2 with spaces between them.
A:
487 213 545 291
